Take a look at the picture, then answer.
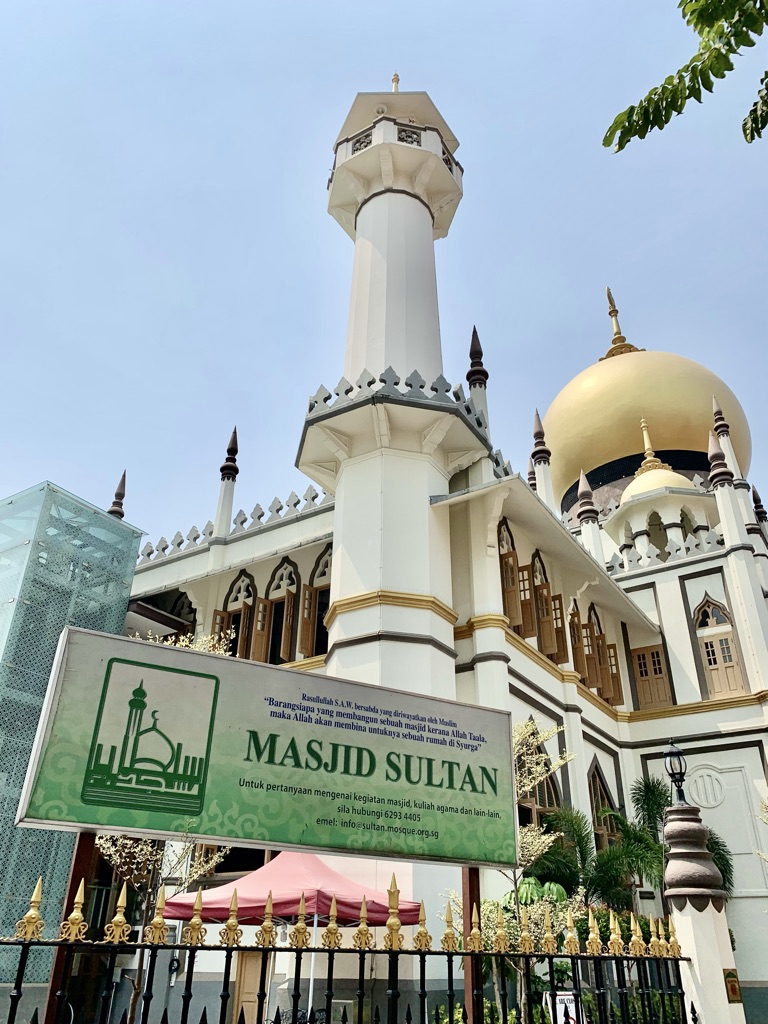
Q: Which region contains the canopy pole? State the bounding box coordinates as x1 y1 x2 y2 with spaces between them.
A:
307 913 319 1010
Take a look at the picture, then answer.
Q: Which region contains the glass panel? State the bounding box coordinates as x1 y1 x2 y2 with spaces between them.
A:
704 640 718 667
636 652 648 677
719 637 733 663
651 649 663 675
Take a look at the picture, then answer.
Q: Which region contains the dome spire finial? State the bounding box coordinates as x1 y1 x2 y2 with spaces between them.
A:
466 326 488 388
635 417 671 477
107 471 126 520
601 287 641 360
220 427 239 482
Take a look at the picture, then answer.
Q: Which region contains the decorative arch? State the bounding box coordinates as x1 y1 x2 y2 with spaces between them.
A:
647 510 669 561
693 593 731 629
266 558 300 600
169 590 197 634
587 758 619 850
212 569 258 658
531 550 548 585
299 545 333 659
516 724 562 829
497 519 515 555
680 506 698 539
497 520 522 627
252 557 302 665
223 570 256 610
309 544 333 587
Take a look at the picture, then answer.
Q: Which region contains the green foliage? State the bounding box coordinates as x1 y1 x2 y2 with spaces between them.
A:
518 876 544 905
603 1 768 148
707 828 735 897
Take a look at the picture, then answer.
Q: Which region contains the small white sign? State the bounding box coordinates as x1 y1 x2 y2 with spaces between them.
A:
554 992 579 1024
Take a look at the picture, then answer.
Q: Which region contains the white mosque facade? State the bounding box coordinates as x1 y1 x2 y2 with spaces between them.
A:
126 84 768 1006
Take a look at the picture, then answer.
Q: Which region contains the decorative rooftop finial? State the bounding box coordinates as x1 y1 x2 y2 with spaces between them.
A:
392 72 400 93
220 427 239 482
712 395 730 437
577 470 599 525
466 326 488 389
107 470 126 519
601 286 641 360
635 417 671 477
531 409 551 466
527 458 537 490
752 485 768 524
708 431 734 488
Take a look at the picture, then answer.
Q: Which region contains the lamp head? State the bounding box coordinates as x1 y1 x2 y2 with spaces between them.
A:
664 739 688 804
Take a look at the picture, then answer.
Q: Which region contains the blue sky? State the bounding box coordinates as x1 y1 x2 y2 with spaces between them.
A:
1 1 765 545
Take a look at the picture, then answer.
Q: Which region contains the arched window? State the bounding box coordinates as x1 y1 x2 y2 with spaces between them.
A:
298 545 332 659
211 571 256 658
588 765 619 851
587 605 618 703
693 596 745 698
250 558 301 665
517 744 562 828
531 551 557 656
497 520 523 626
680 507 697 540
648 511 669 562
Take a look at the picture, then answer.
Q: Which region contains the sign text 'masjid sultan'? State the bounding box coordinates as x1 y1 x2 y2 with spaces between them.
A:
18 628 516 866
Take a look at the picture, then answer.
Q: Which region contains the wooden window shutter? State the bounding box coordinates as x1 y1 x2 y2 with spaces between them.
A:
211 609 231 639
500 551 522 626
582 623 600 689
569 613 587 680
518 565 536 637
552 595 568 664
535 583 557 655
298 585 318 657
235 602 253 659
281 588 297 663
250 598 272 663
607 643 623 705
595 633 614 701
632 645 672 709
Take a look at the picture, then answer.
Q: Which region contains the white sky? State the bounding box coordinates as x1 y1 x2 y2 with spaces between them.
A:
1 1 765 545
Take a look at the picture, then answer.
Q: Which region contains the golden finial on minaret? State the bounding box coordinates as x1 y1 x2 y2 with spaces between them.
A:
103 883 131 944
219 890 242 947
58 879 88 942
256 891 276 947
634 417 671 476
181 888 207 946
392 72 400 93
383 873 403 950
15 877 45 941
601 286 641 359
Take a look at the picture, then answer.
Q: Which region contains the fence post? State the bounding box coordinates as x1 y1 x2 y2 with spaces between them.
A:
664 802 746 1024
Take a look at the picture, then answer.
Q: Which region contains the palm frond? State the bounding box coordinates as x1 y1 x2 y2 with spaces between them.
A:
583 845 634 912
544 807 594 871
630 776 670 839
707 829 735 898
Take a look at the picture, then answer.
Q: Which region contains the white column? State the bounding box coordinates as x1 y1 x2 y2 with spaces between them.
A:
344 193 442 385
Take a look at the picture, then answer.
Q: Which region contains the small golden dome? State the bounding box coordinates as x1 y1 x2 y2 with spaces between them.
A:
621 468 698 504
543 297 751 507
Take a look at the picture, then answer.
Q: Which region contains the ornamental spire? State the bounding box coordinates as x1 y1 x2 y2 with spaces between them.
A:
708 431 734 488
635 417 671 477
712 395 730 437
601 286 641 359
220 427 239 482
753 485 768 524
466 326 488 389
576 470 599 525
107 470 126 519
531 409 551 466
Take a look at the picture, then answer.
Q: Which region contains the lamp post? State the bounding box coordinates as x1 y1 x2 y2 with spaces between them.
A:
664 740 688 805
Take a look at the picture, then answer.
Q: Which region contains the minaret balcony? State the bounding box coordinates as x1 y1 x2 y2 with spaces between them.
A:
328 116 463 240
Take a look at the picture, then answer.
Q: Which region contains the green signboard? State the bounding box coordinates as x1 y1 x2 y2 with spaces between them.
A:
18 628 516 866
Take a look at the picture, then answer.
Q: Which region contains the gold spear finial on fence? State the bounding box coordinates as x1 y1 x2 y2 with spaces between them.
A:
144 885 169 944
182 888 207 946
667 917 682 958
585 908 602 956
466 904 483 953
353 896 374 950
322 894 342 949
383 874 403 950
219 890 242 947
628 913 646 957
492 904 510 953
541 905 557 955
563 908 580 955
290 893 310 948
517 906 535 954
58 879 88 942
647 915 662 957
657 917 670 957
413 901 432 951
14 877 45 941
103 883 131 944
440 901 459 952
256 891 276 947
607 909 624 956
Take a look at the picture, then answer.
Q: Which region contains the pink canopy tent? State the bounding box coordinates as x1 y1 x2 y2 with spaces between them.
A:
164 851 422 925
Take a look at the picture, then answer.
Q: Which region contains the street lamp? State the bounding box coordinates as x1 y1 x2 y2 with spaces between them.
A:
664 739 688 805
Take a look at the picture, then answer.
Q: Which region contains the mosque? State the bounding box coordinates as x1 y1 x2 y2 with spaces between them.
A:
125 80 768 1008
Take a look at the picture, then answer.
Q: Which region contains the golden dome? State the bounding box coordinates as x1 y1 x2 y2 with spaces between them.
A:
543 349 751 507
621 467 698 503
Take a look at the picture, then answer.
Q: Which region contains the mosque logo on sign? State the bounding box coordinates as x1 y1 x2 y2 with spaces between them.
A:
82 657 219 815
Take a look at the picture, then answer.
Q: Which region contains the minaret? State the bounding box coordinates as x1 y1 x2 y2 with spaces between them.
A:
213 427 239 539
713 395 755 529
298 84 490 697
531 410 557 512
328 82 463 384
466 326 489 432
576 471 604 563
708 432 768 688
